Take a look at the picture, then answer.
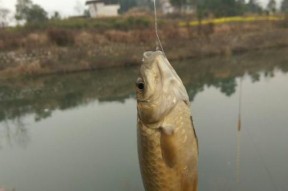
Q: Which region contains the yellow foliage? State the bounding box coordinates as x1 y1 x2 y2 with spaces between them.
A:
179 16 284 27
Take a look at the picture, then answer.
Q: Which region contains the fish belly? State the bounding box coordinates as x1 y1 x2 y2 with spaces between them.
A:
138 101 198 191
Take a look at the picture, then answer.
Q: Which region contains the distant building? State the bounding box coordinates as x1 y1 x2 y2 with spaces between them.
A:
85 0 120 18
160 0 174 14
182 3 196 14
159 0 196 15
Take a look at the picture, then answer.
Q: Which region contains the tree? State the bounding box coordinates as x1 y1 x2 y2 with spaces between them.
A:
170 0 185 9
198 0 245 17
26 4 48 24
169 0 197 13
15 0 33 21
0 8 10 28
74 0 84 15
237 0 247 13
267 0 276 14
0 0 10 27
247 0 263 13
119 0 138 13
15 0 47 24
83 9 90 18
51 11 61 20
281 0 288 13
118 0 152 13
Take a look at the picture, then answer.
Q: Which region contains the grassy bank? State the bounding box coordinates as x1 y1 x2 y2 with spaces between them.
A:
0 15 288 78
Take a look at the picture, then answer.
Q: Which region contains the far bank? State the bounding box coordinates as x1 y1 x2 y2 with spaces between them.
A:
0 16 288 79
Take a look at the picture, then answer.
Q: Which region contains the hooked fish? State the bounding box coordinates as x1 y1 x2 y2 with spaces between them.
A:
136 51 198 191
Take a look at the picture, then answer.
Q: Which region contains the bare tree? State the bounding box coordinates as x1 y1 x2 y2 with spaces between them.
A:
74 0 85 15
281 0 288 13
0 8 10 28
267 0 277 14
0 0 10 28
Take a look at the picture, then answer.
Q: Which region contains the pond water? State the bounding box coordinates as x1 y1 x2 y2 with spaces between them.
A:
0 48 288 191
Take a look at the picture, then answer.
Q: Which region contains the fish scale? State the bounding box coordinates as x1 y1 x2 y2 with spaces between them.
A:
138 101 198 191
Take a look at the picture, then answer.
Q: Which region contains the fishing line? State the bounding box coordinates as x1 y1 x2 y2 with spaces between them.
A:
245 127 279 190
243 111 279 190
153 0 165 54
237 77 278 190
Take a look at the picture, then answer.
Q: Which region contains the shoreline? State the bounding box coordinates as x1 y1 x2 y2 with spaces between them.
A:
1 19 288 79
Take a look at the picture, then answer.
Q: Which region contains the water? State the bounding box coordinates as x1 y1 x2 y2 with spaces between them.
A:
0 48 288 191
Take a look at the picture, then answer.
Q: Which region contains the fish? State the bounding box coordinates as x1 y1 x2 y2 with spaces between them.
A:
136 51 199 191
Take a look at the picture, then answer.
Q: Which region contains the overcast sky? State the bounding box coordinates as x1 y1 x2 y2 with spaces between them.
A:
1 0 86 17
1 0 284 17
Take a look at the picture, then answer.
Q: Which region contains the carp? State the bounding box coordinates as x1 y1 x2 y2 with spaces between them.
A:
136 51 198 191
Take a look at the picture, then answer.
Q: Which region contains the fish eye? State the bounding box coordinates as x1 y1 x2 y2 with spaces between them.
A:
136 78 145 91
137 82 145 90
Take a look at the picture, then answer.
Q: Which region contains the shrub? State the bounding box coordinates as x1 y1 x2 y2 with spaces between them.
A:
47 29 74 46
126 16 152 29
276 15 288 28
131 29 154 43
0 30 22 50
104 30 132 43
47 16 153 31
74 32 94 46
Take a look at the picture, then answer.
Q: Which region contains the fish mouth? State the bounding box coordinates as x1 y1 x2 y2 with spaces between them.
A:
143 51 154 59
136 98 149 103
143 51 164 63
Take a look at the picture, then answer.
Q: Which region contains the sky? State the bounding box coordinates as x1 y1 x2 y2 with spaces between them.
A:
0 0 284 18
1 0 87 17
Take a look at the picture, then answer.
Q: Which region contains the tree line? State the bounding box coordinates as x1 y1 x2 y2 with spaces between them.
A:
197 0 278 17
1 0 288 27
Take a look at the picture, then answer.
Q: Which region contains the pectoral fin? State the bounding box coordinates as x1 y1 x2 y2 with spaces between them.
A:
160 126 177 168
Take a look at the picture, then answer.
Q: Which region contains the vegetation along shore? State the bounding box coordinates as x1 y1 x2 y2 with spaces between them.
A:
1 0 288 78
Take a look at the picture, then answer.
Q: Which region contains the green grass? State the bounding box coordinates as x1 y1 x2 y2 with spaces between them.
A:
46 16 153 31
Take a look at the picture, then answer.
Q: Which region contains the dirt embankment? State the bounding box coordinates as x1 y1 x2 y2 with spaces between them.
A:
0 17 288 78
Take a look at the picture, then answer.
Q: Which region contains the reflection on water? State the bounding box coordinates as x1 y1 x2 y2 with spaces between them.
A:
0 48 288 191
0 117 29 149
1 48 288 124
